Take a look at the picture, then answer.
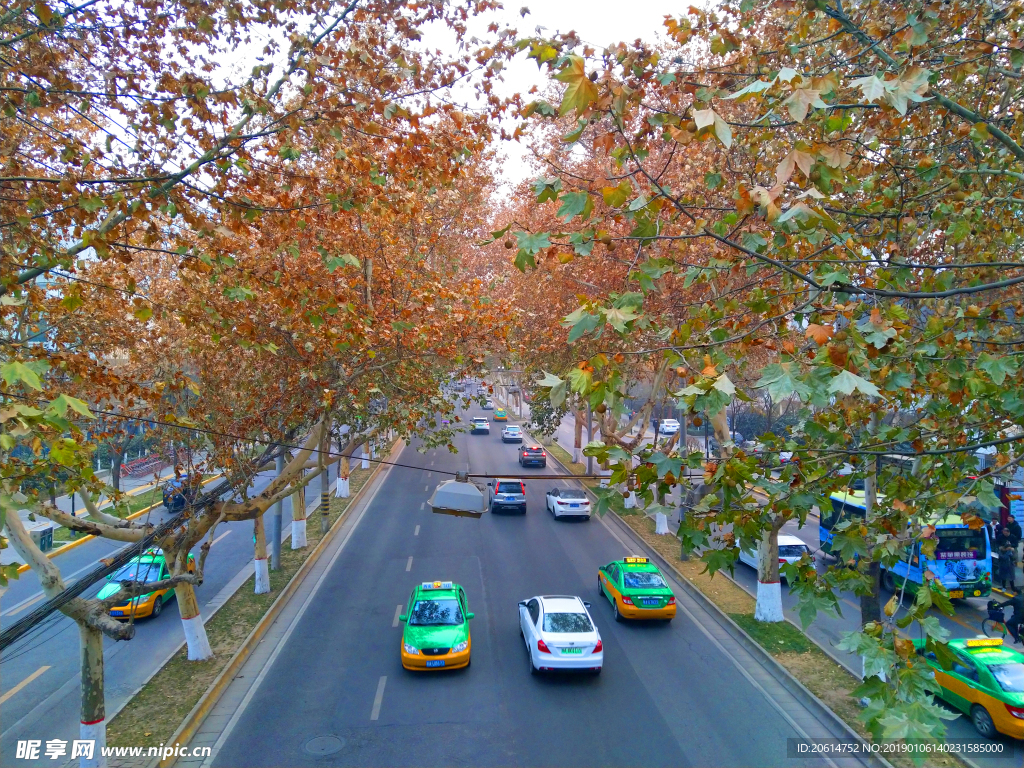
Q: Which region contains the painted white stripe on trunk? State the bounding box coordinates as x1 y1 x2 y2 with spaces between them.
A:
405 556 413 572
414 525 420 536
392 604 403 628
79 720 106 768
181 615 214 660
0 665 50 704
291 518 307 549
754 580 784 623
370 676 387 720
254 558 270 594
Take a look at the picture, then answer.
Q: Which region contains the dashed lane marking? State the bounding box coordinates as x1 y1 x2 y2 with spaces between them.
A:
392 604 403 628
414 525 420 536
370 676 387 721
405 556 413 572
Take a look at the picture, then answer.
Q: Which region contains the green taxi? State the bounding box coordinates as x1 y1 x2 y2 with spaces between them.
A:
914 637 1024 739
493 408 508 421
598 556 677 622
99 549 195 620
399 581 474 670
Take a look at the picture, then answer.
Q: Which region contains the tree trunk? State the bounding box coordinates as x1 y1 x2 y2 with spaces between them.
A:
78 622 107 768
175 582 213 660
336 454 350 498
360 444 369 470
110 440 126 493
573 409 585 464
254 514 270 594
291 475 307 549
754 523 785 623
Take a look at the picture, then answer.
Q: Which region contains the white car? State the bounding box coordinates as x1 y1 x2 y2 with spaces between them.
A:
470 417 490 434
502 425 523 443
518 595 602 675
483 399 495 410
545 487 591 520
658 418 680 435
737 534 813 583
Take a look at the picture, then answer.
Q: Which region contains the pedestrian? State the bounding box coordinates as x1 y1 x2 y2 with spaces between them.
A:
997 536 1017 589
1007 514 1022 549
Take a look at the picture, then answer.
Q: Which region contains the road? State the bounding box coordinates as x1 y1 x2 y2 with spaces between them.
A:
210 405 860 768
0 461 339 767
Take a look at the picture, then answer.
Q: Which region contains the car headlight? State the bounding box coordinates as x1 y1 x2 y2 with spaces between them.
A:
452 640 468 653
403 642 419 655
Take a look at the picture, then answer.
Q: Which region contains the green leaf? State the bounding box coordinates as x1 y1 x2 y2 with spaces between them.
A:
977 353 1018 386
604 305 639 333
134 305 153 322
755 363 811 401
556 192 594 222
704 172 722 189
827 370 882 398
553 55 599 116
78 195 104 213
565 311 601 342
1 361 42 391
50 394 94 419
602 180 631 208
515 231 551 254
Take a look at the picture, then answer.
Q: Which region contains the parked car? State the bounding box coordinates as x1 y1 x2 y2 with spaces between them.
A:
519 445 547 468
737 534 813 583
470 417 490 434
487 478 527 514
502 425 523 443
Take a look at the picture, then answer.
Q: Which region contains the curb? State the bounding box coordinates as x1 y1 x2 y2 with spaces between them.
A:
152 440 402 768
15 475 223 575
539 440 892 768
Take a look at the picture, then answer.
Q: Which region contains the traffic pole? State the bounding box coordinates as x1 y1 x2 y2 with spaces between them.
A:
270 453 284 570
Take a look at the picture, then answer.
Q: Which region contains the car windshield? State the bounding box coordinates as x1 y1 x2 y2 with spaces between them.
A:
558 489 587 499
543 612 593 633
779 545 809 558
989 663 1024 693
110 561 159 582
623 571 667 589
496 482 523 494
408 598 463 626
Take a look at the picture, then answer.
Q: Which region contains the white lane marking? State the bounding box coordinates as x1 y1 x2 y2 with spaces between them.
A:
2 590 47 617
414 525 420 537
420 502 425 510
392 604 403 628
405 556 413 572
0 666 50 705
424 484 428 492
430 460 435 466
210 530 232 547
370 675 387 721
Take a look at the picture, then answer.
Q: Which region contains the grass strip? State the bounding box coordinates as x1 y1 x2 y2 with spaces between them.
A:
617 513 966 768
105 457 385 749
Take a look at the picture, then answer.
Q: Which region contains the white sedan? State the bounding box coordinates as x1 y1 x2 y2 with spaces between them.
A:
518 595 602 674
658 418 680 435
545 488 591 520
737 534 813 583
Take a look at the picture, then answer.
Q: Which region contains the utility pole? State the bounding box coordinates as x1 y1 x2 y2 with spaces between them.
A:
586 402 594 475
270 452 284 570
860 405 882 680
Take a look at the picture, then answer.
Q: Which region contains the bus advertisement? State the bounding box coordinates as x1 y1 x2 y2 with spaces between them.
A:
821 490 992 599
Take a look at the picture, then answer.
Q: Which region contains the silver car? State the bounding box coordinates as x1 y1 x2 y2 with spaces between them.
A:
487 478 527 514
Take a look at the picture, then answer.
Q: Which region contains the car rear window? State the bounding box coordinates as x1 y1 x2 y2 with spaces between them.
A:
623 571 667 589
779 545 809 558
543 612 593 633
559 489 586 499
524 446 543 453
496 481 524 494
990 663 1024 693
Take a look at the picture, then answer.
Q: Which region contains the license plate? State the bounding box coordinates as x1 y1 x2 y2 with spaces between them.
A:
110 611 123 616
426 659 445 667
642 599 660 606
948 590 963 599
561 647 582 655
504 496 515 501
569 504 579 508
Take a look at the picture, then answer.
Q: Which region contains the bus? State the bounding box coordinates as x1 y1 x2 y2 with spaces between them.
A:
822 491 992 598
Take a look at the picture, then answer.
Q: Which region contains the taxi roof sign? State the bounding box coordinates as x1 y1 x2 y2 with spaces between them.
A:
421 581 454 590
623 557 649 564
965 637 1003 648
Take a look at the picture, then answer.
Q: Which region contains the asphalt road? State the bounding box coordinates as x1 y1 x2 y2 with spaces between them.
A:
213 406 845 768
0 462 338 767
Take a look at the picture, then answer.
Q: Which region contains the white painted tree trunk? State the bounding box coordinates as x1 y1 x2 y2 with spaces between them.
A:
360 445 369 470
624 490 637 509
253 516 270 594
79 721 106 768
654 513 670 534
336 476 349 497
754 528 784 623
291 481 307 549
176 583 213 660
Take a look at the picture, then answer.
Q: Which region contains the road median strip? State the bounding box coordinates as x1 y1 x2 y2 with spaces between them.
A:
95 443 399 766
